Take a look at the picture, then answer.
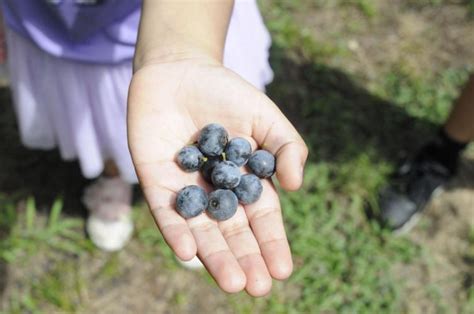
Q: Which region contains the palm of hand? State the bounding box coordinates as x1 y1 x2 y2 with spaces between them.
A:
128 60 307 296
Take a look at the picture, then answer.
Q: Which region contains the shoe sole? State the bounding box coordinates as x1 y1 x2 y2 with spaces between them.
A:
177 255 205 270
393 212 423 235
393 185 445 236
86 215 134 252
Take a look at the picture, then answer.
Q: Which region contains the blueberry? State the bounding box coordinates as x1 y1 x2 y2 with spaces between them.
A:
176 185 208 218
207 189 238 221
211 161 241 189
198 123 228 157
224 137 252 167
200 157 221 183
233 174 263 205
248 150 275 178
177 146 206 172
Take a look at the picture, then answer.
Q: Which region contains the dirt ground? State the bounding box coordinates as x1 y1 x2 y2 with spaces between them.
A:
398 158 474 313
295 0 474 82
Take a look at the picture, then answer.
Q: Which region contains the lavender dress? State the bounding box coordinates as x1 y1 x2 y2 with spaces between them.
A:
2 0 273 183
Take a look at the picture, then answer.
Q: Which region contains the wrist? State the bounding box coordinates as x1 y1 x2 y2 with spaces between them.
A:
133 46 222 72
134 0 233 72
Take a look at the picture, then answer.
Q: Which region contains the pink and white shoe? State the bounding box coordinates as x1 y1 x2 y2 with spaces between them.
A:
82 177 134 252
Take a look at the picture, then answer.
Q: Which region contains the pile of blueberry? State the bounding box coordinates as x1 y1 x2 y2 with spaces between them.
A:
175 123 276 221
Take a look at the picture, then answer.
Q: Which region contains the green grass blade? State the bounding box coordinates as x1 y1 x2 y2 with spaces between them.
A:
25 197 36 232
48 198 63 230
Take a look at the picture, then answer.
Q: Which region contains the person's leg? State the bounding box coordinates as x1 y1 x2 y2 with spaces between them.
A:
103 159 121 177
444 75 474 143
379 74 473 233
82 159 134 251
417 75 474 172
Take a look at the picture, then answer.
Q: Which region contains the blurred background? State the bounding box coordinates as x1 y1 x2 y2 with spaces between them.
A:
1 0 473 313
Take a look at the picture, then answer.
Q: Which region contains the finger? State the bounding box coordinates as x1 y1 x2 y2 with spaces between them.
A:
137 161 215 261
188 215 247 293
274 140 308 191
251 94 308 191
144 184 197 261
218 207 272 297
244 180 293 280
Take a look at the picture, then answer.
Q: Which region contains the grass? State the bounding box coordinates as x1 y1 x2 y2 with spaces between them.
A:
0 196 94 313
1 0 473 313
0 196 93 264
380 67 471 124
252 167 419 313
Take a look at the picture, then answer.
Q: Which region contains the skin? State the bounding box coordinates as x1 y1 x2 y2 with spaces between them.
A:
128 0 308 297
103 159 120 177
444 75 474 143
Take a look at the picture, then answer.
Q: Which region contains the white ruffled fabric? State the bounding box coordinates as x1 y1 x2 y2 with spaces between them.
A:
3 0 273 183
5 0 273 183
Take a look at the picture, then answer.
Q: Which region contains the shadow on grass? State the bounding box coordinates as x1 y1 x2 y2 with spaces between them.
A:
266 45 474 190
0 87 90 299
0 88 89 216
0 218 8 300
267 45 440 164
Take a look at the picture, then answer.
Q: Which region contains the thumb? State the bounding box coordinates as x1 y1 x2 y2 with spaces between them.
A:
251 94 308 191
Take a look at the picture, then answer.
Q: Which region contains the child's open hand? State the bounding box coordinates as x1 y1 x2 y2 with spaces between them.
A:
127 58 308 296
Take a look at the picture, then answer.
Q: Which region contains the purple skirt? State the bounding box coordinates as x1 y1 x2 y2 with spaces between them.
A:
5 1 273 183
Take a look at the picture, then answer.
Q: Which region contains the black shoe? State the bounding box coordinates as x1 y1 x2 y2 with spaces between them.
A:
378 144 457 233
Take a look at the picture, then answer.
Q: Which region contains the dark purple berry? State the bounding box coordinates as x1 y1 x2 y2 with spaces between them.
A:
177 146 206 172
201 157 221 183
211 161 241 189
225 137 252 167
176 185 208 218
198 123 228 157
248 150 275 178
233 174 263 204
207 189 238 221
